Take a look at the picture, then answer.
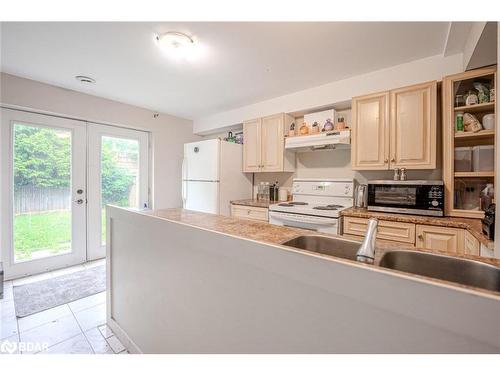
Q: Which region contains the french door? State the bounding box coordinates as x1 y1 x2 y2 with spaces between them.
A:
87 123 149 260
1 109 87 278
0 109 149 279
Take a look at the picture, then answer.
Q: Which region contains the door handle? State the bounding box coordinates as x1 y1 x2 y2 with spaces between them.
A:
75 199 85 205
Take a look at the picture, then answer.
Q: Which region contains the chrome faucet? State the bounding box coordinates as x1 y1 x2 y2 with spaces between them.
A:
356 218 378 264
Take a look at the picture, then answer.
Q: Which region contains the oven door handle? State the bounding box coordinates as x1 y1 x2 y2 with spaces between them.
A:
269 211 337 225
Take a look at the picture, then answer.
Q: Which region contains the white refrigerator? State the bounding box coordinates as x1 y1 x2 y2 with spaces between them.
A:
182 139 252 216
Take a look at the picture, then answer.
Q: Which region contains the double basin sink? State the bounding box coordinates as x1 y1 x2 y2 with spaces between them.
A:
282 235 500 293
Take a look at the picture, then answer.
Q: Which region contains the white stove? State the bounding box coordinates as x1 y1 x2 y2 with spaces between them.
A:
269 178 354 234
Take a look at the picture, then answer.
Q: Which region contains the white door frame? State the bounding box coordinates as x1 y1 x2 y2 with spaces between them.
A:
87 123 149 261
1 108 87 279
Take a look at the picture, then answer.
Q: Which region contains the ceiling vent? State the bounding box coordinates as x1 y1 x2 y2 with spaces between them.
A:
75 75 96 84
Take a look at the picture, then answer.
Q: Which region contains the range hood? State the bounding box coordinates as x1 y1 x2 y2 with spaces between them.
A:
285 130 351 152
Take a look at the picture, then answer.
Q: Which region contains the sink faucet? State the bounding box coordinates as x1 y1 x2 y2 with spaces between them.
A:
356 218 378 264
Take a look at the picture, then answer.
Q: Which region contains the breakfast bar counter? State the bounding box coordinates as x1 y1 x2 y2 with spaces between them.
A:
106 206 500 354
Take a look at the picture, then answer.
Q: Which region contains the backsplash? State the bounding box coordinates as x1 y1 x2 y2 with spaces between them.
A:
251 148 443 198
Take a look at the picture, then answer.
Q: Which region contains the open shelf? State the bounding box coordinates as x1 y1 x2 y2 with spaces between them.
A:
454 171 495 178
454 129 495 139
454 101 495 113
444 66 497 218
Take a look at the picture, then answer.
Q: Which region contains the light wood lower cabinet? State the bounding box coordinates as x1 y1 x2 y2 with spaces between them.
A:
342 216 481 256
231 204 268 222
416 225 464 254
343 216 416 244
463 230 480 256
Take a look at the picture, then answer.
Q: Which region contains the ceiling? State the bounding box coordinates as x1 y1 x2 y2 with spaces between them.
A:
1 22 454 120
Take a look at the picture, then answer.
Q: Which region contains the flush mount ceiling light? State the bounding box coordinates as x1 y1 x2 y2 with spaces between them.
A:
75 75 96 84
155 31 202 61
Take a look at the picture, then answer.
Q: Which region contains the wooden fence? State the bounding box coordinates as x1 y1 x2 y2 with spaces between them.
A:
14 185 71 214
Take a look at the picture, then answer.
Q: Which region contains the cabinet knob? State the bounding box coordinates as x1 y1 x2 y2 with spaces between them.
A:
384 158 388 163
418 234 424 240
391 158 396 163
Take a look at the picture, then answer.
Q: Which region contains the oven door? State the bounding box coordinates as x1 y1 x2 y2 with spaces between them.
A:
269 211 339 234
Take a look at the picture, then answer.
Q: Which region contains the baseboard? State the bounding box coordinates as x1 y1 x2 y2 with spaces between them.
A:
107 317 142 354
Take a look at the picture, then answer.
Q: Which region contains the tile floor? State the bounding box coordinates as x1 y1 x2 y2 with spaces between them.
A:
1 259 128 354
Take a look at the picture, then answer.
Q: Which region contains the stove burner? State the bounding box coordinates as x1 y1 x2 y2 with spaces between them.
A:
313 204 344 211
278 201 308 207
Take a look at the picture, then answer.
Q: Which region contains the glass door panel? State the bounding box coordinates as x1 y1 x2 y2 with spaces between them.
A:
100 136 141 245
13 124 73 262
1 109 87 279
87 124 149 261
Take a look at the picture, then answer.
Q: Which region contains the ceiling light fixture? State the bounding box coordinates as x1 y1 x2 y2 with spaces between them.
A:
75 75 96 84
155 31 202 61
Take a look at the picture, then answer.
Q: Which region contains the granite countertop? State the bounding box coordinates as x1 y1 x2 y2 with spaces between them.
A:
341 208 494 250
230 199 279 208
138 208 500 296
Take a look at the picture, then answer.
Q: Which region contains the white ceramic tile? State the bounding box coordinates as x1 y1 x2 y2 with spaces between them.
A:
98 324 114 339
0 334 20 354
40 333 93 354
12 272 55 286
20 314 82 353
106 335 125 353
84 328 114 354
1 300 18 340
74 303 106 331
68 292 106 313
18 304 72 333
2 281 14 301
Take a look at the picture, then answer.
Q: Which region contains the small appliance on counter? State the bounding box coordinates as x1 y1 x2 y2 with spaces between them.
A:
354 184 367 208
367 180 444 217
482 203 495 241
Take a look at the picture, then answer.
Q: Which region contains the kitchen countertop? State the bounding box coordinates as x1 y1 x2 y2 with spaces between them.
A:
341 207 494 250
139 208 500 296
230 199 279 208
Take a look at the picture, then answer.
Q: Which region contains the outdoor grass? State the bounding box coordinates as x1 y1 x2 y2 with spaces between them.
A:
14 210 71 260
14 209 107 260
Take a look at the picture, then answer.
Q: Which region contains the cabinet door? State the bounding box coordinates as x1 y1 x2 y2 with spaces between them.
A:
390 81 437 169
243 118 262 172
464 231 480 256
351 91 390 170
261 114 284 172
231 204 268 222
343 216 415 244
416 225 464 254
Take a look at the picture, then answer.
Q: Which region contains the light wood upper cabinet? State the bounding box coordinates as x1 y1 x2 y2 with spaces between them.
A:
416 225 464 254
351 91 390 170
390 81 437 169
243 113 295 173
242 118 261 172
351 81 437 170
261 114 285 172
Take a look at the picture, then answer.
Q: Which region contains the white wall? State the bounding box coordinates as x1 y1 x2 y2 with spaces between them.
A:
0 73 201 209
194 53 464 134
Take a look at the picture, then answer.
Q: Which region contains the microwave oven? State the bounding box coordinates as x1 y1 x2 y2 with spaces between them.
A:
367 180 444 217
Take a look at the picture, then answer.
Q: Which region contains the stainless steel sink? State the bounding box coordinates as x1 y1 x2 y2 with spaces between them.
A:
379 250 500 292
281 235 361 261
